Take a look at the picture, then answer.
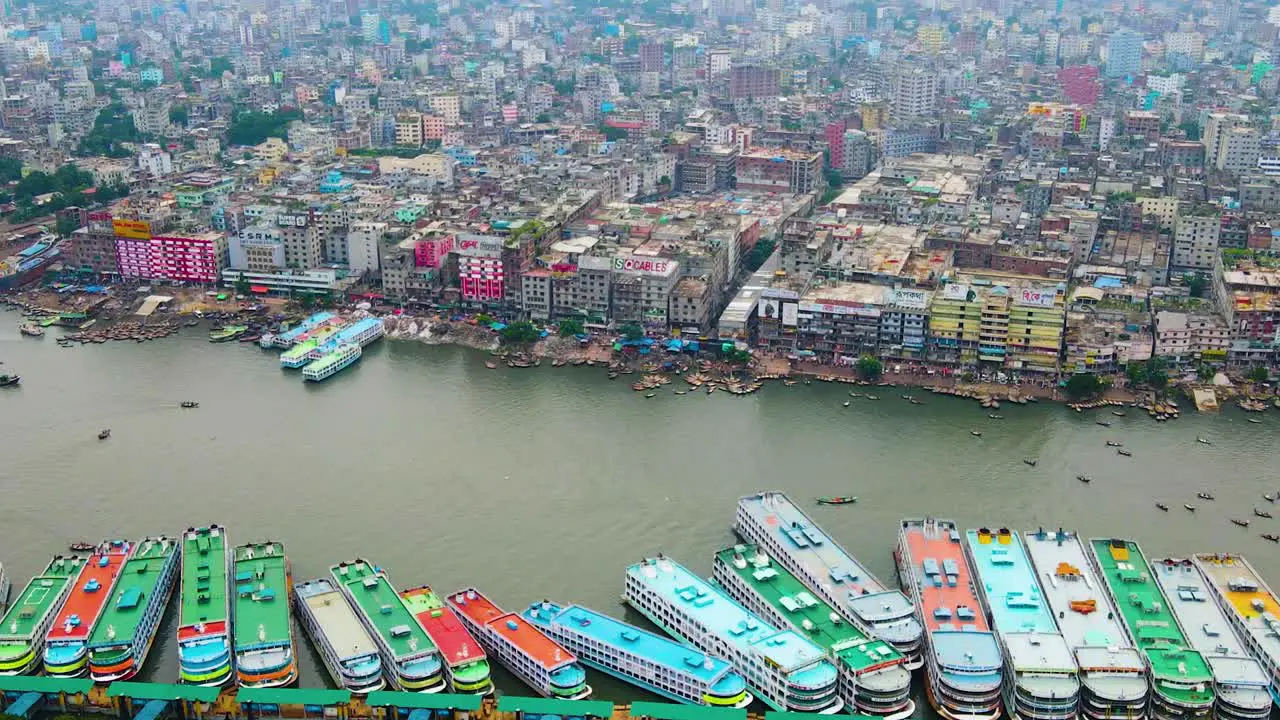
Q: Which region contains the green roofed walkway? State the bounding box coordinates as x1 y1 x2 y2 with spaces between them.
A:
0 676 93 694
366 691 482 712
497 695 615 718
236 687 353 706
630 701 746 720
107 683 221 702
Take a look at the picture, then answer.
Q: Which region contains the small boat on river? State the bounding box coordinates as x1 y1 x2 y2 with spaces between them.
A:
1232 519 1251 528
1117 449 1132 457
816 496 858 505
1197 492 1215 501
1023 458 1038 467
1263 534 1279 543
1184 504 1196 512
970 430 983 437
97 429 111 440
1155 503 1168 511
1196 437 1212 445
1255 508 1274 519
1106 441 1122 447
180 401 199 409
1077 475 1092 483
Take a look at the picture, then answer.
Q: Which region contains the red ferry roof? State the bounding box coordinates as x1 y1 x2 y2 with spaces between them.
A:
902 524 989 632
402 587 486 668
178 620 227 639
448 589 574 670
48 545 131 641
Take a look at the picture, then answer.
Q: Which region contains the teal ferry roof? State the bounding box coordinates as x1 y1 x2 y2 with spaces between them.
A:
625 557 827 674
523 601 733 684
965 529 1059 633
278 312 335 343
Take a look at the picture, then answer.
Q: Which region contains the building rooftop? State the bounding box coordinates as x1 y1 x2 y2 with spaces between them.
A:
295 578 377 661
330 560 436 661
1023 530 1137 651
49 541 132 643
231 542 291 652
0 555 85 644
400 587 485 669
1194 555 1280 676
625 556 829 674
89 537 176 648
447 588 576 671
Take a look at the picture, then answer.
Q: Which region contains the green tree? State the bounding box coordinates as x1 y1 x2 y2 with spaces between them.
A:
824 169 843 189
206 56 233 77
1247 366 1270 384
0 156 22 183
599 124 628 142
744 238 777 272
620 324 644 341
55 214 81 237
227 109 303 146
234 276 251 296
1126 362 1146 386
1145 357 1169 391
658 175 671 186
475 313 494 326
535 113 552 123
1178 121 1201 141
1065 373 1104 400
725 348 752 365
169 105 189 126
1196 363 1216 382
500 321 540 344
558 319 584 337
1184 273 1207 298
855 354 883 380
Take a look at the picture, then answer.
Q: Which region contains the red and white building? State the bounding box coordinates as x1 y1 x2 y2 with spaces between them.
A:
414 233 455 269
455 234 505 303
114 232 228 283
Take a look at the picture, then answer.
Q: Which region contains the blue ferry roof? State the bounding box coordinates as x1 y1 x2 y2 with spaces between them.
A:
626 557 827 673
964 530 1058 634
524 601 733 684
738 492 890 596
278 312 336 341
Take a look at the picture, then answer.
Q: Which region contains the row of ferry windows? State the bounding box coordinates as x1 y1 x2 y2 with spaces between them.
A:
569 640 701 697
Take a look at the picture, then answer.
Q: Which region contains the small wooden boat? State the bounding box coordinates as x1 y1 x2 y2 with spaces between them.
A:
866 395 879 400
970 430 983 437
1096 420 1112 427
1249 418 1263 424
1155 503 1168 511
98 429 111 440
1184 504 1196 512
1197 492 1215 501
1023 458 1038 467
19 323 43 337
68 542 95 552
842 401 851 407
1255 508 1274 519
1077 475 1093 484
910 399 924 405
485 361 497 369
1117 449 1132 457
1105 441 1122 447
1265 494 1276 503
674 390 686 395
1233 519 1251 528
816 496 858 505
645 393 655 398
1111 411 1126 417
180 401 199 408
608 372 618 379
988 414 1004 419
1263 534 1280 543
1197 437 1212 445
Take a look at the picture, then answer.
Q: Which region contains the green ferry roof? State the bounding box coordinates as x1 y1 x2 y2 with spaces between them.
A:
1090 539 1214 704
107 682 221 702
498 696 616 718
279 341 317 361
365 691 483 711
630 701 746 720
179 527 229 627
330 561 436 660
237 688 351 706
713 546 902 673
90 539 176 647
0 675 93 694
232 543 291 649
0 556 85 642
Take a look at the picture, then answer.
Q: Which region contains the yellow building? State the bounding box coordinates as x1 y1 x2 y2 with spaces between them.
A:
253 137 287 162
928 275 1065 373
917 23 945 54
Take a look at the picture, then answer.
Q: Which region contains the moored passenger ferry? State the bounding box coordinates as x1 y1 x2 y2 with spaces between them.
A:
623 554 843 714
87 537 180 682
294 578 384 694
894 519 1004 720
1089 538 1215 720
963 528 1079 720
1194 553 1280 706
0 555 85 675
330 560 444 692
736 492 924 667
1023 529 1150 720
446 587 591 700
523 598 753 708
177 525 234 686
44 540 133 677
232 542 297 688
712 544 912 718
400 586 492 695
1149 557 1271 720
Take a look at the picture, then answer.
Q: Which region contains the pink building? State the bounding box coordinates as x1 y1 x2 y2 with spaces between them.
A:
414 234 455 268
456 234 505 303
114 233 227 283
114 236 153 279
1058 65 1100 107
423 114 445 141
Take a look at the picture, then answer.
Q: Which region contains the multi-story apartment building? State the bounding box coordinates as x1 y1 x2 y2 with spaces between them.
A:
735 148 825 194
1172 211 1221 271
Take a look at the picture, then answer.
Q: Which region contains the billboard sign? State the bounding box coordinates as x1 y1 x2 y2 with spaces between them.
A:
613 257 672 275
782 302 798 326
890 288 928 309
759 298 781 320
941 283 971 301
798 302 881 318
112 219 152 239
1017 287 1058 308
456 234 503 257
276 214 309 228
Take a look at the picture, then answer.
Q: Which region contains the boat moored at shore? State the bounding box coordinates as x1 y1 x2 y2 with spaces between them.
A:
0 555 85 675
712 544 912 718
400 586 492 695
232 542 297 688
447 587 591 700
302 344 361 382
623 555 843 714
524 599 752 708
44 540 133 677
177 525 233 686
735 492 924 668
1194 554 1280 706
894 518 1004 720
1022 529 1150 720
87 537 180 682
330 560 444 692
294 578 384 694
963 528 1079 720
1089 538 1215 720
1149 557 1271 720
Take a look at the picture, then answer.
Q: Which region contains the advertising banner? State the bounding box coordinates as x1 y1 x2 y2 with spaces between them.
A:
112 219 152 240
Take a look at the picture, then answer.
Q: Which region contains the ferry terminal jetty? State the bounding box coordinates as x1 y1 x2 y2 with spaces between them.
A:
0 493 1279 720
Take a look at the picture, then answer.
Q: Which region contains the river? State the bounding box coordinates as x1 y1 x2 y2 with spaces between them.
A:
2 313 1278 709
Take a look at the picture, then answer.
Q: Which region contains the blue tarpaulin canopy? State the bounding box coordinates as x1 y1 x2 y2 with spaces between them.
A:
490 322 506 331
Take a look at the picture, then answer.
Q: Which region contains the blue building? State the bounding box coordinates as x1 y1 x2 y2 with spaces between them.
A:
1106 30 1143 78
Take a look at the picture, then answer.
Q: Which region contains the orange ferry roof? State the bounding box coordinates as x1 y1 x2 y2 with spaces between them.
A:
48 547 130 640
449 589 572 670
904 525 990 632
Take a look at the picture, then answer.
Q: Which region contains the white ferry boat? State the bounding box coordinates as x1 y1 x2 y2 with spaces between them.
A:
302 344 361 382
1023 529 1150 720
305 318 385 360
735 492 924 667
522 599 753 708
1150 557 1271 720
1194 553 1280 706
963 528 1079 720
623 554 843 714
447 587 591 700
712 545 914 719
293 578 385 694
